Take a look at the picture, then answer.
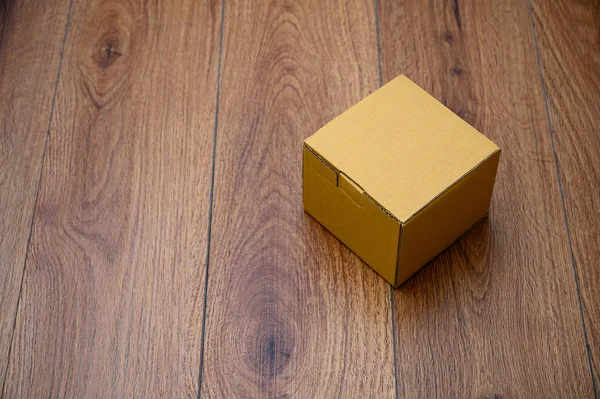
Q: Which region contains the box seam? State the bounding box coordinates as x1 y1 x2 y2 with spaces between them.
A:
393 223 404 287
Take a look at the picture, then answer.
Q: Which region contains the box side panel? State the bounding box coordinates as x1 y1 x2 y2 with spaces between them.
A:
303 146 400 284
396 150 501 285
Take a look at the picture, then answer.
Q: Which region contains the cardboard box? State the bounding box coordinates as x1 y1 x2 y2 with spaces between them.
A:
303 75 500 286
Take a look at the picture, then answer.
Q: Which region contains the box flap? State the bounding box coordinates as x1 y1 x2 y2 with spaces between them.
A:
305 75 499 222
303 146 401 284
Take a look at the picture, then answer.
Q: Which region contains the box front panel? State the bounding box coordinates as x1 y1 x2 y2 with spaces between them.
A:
397 150 501 285
303 146 400 284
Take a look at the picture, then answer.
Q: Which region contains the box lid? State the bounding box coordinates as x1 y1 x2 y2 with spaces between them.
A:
305 75 499 223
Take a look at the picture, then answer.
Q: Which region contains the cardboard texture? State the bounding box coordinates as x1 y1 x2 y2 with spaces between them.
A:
303 75 500 286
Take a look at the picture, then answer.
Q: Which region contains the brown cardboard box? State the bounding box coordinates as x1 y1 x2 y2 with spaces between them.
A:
303 75 500 286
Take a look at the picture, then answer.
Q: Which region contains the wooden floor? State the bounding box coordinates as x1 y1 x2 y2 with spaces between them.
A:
0 0 598 397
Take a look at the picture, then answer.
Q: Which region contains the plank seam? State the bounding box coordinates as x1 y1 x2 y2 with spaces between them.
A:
374 0 383 88
526 0 598 396
374 0 399 397
197 1 225 398
0 0 74 395
389 285 399 398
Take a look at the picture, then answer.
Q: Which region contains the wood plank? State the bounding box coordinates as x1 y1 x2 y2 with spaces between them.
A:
378 0 595 396
200 0 395 397
0 0 71 388
532 0 600 387
3 0 221 396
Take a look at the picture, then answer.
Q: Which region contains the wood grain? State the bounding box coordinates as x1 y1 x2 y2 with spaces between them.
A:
532 0 600 387
379 0 595 396
200 0 395 397
0 0 71 389
3 0 221 396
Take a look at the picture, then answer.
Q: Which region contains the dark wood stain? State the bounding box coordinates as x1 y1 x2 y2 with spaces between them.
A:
379 0 596 396
0 0 13 45
450 65 463 78
532 0 600 388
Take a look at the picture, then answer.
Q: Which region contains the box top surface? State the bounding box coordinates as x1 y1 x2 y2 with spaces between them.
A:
305 75 499 222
